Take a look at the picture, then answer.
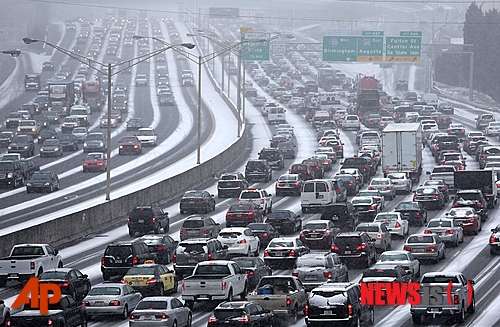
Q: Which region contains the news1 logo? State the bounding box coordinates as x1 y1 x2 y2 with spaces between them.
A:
12 277 62 314
360 281 474 306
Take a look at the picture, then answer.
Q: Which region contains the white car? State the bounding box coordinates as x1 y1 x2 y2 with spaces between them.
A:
274 129 293 140
135 74 148 86
239 188 273 214
217 227 260 256
374 212 409 238
358 189 385 209
277 123 294 136
485 122 500 136
375 250 421 279
342 115 361 130
136 128 157 146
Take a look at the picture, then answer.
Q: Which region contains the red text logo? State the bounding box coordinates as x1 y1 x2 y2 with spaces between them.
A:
360 281 473 306
12 277 61 314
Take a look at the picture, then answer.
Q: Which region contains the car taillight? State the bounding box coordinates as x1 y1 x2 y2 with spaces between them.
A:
203 227 207 234
357 243 367 251
377 233 382 239
369 205 375 210
238 239 247 244
222 282 227 290
152 217 157 223
477 203 484 208
58 282 69 287
289 250 296 257
305 304 309 316
179 227 183 234
454 295 460 304
30 261 35 270
490 236 496 243
147 278 157 285
157 246 164 251
348 303 353 316
453 203 458 208
446 229 454 234
386 186 392 190
132 257 138 265
368 186 374 190
260 199 265 204
130 315 140 320
286 298 291 306
426 246 435 252
424 230 432 234
208 317 218 323
433 195 439 199
292 272 298 277
156 314 169 319
323 271 332 279
101 257 105 265
208 253 213 260
395 222 401 228
127 218 130 224
404 246 411 252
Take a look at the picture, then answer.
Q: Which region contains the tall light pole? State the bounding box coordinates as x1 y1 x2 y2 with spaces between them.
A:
23 37 194 201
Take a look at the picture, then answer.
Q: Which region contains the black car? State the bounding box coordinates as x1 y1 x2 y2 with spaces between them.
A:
0 131 14 147
127 204 170 236
321 203 360 232
126 118 144 131
245 159 272 183
453 189 488 221
140 234 178 264
258 147 285 170
265 209 302 234
8 134 35 158
0 160 25 188
276 141 296 159
422 179 450 202
246 223 280 247
179 189 216 214
413 186 445 210
331 178 348 202
231 257 272 291
208 301 274 327
396 80 409 91
26 171 60 193
305 282 374 327
217 172 249 198
58 134 79 151
101 240 157 280
334 174 359 195
269 135 288 148
39 268 91 301
275 173 303 196
330 231 377 268
394 201 427 226
489 224 500 255
19 158 40 178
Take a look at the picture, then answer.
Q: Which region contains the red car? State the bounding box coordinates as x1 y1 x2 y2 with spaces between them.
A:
446 207 481 235
300 220 340 249
82 152 107 173
225 201 264 227
119 135 142 155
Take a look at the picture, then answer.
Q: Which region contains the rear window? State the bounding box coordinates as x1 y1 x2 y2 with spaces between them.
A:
363 269 398 278
267 211 292 219
214 309 246 320
136 300 167 310
195 264 230 275
130 208 153 219
183 191 203 198
127 267 155 275
268 240 294 248
335 236 361 246
105 246 132 257
229 204 253 211
455 193 481 201
219 232 242 238
178 243 207 254
407 235 434 243
88 287 121 296
240 192 261 199
311 290 346 298
296 257 325 267
421 276 459 284
304 222 328 230
428 220 452 228
323 205 348 216
40 271 66 279
246 161 264 169
182 219 204 228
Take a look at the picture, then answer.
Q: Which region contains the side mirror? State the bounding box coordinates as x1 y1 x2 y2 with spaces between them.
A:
223 245 229 250
82 274 89 279
216 223 220 226
405 270 413 275
54 249 59 255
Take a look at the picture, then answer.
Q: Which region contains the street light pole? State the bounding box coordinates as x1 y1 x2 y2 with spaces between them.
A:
197 55 202 164
236 48 242 137
105 63 112 200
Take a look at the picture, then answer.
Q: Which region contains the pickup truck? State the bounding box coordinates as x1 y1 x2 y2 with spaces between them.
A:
9 295 87 327
0 244 63 286
181 260 247 309
16 120 41 137
427 165 457 192
0 300 9 326
246 275 308 322
410 272 475 324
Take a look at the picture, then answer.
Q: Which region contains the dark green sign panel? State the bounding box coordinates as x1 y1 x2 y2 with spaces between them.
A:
386 36 421 62
322 36 383 62
241 32 270 61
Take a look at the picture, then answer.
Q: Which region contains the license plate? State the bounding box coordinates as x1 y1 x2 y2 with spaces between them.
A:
236 214 242 217
94 301 105 306
324 310 332 315
344 250 351 254
134 281 142 286
437 232 443 236
8 273 18 278
199 295 209 299
115 259 122 263
138 219 144 223
189 259 197 263
144 315 153 320
305 275 317 281
188 230 197 234
413 249 425 253
277 252 285 256
428 308 441 313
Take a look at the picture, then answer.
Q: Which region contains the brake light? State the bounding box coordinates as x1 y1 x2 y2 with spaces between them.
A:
292 272 299 277
446 229 454 234
208 253 213 260
357 243 367 251
147 278 157 285
208 317 218 323
109 300 120 306
263 232 269 237
101 257 105 265
331 245 339 251
305 304 309 316
156 314 169 319
260 199 265 204
58 282 69 287
238 317 250 322
426 246 435 252
454 295 460 304
395 222 401 228
377 233 382 239
157 246 164 251
490 236 496 243
30 262 35 270
368 186 374 190
289 250 296 257
222 281 227 290
477 203 484 209
323 271 333 279
424 230 432 234
204 227 207 234
173 254 176 263
238 239 247 244
152 217 157 223
286 298 291 306
182 282 185 291
127 218 130 224
348 303 353 316
132 257 138 265
264 250 270 257
433 195 439 199
369 205 375 210
247 271 255 275
130 315 140 320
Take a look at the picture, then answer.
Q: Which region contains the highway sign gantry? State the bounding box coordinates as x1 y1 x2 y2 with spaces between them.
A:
386 36 422 62
322 36 383 62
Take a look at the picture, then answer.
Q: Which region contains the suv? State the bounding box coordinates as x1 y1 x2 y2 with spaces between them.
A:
245 159 272 183
101 240 157 280
453 189 488 221
239 188 273 214
258 147 284 170
341 157 371 181
330 232 377 268
321 203 360 232
0 160 26 188
179 215 220 240
174 238 229 279
7 135 35 158
476 113 495 130
83 132 107 153
306 282 374 327
127 205 170 236
217 172 249 198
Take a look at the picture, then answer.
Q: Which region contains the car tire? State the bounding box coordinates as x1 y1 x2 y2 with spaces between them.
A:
412 313 422 325
456 305 465 323
467 296 475 313
121 305 128 320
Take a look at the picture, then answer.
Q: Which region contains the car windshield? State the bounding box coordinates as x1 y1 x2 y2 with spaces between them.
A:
407 235 434 244
86 134 103 141
296 257 325 268
455 193 481 201
88 287 121 296
183 191 203 198
32 173 51 180
126 267 155 275
120 137 138 143
72 128 86 134
232 258 255 268
396 203 419 210
42 139 58 146
41 271 67 279
363 269 398 278
387 173 406 179
136 300 168 310
86 154 102 160
304 222 328 230
428 220 452 228
268 240 293 248
379 253 408 262
219 232 241 238
247 223 268 231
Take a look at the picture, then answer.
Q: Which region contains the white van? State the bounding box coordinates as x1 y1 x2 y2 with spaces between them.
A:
268 106 286 124
300 179 337 213
422 93 438 108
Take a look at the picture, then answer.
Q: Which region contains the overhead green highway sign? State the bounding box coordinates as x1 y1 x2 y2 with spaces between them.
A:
322 36 383 62
385 36 421 62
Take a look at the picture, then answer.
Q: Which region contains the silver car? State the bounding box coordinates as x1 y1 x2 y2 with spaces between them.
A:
355 222 392 252
387 172 412 194
82 282 142 319
291 253 348 291
403 233 446 263
358 189 385 209
375 250 420 280
424 217 464 247
129 297 192 326
368 177 396 200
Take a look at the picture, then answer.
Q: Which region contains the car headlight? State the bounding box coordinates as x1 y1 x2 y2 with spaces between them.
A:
54 148 59 151
7 173 13 178
26 182 32 186
84 142 88 147
7 146 11 150
99 142 103 146
44 182 50 186
6 119 9 122
119 145 123 148
23 146 28 149
40 148 44 151
17 128 21 132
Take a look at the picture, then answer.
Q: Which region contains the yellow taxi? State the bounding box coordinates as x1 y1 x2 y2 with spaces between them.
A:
122 264 177 296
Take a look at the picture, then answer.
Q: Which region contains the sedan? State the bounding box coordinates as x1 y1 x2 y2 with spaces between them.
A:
334 174 359 195
179 190 216 214
83 152 107 173
208 301 273 327
83 282 142 320
140 234 178 265
292 253 349 291
37 128 58 144
119 136 142 155
394 201 427 226
246 223 279 247
231 257 272 291
413 186 445 210
373 212 409 238
275 173 303 196
71 127 88 143
265 209 302 234
446 207 482 235
489 224 500 255
123 264 177 296
485 122 500 136
264 237 310 269
226 202 264 227
39 268 91 301
40 139 63 157
424 217 464 247
375 250 420 279
355 222 392 252
126 118 144 131
217 227 260 256
300 220 340 250
422 180 450 203
448 123 466 138
351 196 381 221
387 172 412 194
403 233 446 263
129 297 192 327
368 178 396 200
26 171 59 193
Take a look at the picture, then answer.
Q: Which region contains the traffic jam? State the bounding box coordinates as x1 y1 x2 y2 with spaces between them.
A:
1 5 500 327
